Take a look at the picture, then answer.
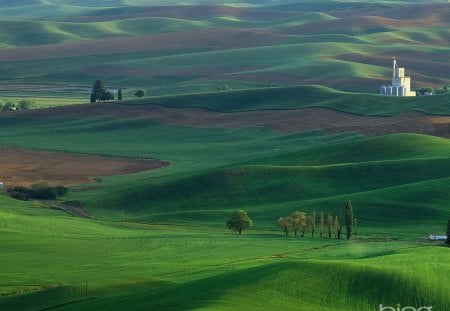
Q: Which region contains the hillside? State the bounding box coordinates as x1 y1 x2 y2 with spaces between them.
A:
0 0 449 98
1 1 450 310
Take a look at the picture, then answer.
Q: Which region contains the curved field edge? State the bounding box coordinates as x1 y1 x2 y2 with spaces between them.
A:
56 134 450 228
141 86 450 116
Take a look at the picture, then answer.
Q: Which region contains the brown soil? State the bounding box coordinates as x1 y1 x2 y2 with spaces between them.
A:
5 103 450 187
12 102 450 139
0 147 169 188
0 28 288 62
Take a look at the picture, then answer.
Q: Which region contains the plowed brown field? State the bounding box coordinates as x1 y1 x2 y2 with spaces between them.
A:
5 102 450 186
0 28 287 61
0 147 168 188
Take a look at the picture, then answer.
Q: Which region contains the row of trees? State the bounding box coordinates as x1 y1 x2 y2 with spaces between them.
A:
277 200 354 239
90 80 118 103
7 183 68 201
226 200 355 239
90 80 146 103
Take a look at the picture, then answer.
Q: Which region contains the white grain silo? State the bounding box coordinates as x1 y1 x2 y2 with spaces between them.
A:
392 86 399 96
386 86 392 95
379 58 416 96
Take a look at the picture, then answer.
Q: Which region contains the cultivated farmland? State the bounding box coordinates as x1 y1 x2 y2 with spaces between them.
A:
0 1 449 311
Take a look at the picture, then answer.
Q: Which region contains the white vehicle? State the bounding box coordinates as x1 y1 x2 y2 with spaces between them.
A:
428 234 447 241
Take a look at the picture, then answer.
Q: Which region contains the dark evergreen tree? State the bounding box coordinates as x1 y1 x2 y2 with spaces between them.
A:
446 219 450 245
118 89 123 100
91 80 107 102
101 91 114 101
311 211 316 237
345 199 354 240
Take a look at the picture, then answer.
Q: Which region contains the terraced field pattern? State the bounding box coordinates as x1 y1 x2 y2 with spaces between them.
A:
0 1 449 311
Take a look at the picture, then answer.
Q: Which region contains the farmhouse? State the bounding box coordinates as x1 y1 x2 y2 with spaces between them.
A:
380 58 416 97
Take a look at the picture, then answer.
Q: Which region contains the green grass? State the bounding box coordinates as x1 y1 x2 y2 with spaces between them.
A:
1 1 450 309
0 113 449 310
0 194 448 310
146 85 450 116
0 1 449 95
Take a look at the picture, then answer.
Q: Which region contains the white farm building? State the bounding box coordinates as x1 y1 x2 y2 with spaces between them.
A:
380 58 416 97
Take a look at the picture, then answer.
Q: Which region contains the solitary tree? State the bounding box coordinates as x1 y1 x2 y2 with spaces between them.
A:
135 89 146 97
345 199 354 240
446 219 450 245
118 89 123 101
91 80 107 102
277 216 293 237
226 210 252 235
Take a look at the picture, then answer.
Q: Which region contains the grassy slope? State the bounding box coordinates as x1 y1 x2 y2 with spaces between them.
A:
0 194 449 310
0 1 450 310
0 112 449 310
0 114 448 232
0 1 449 96
147 85 450 116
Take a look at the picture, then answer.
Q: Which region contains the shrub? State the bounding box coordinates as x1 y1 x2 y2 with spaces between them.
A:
54 186 68 196
31 183 57 200
18 99 32 110
7 184 68 201
135 89 146 97
8 191 30 201
2 102 16 111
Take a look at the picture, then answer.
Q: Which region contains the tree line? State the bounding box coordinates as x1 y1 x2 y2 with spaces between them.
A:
90 79 146 103
227 199 355 240
277 199 354 239
7 183 68 201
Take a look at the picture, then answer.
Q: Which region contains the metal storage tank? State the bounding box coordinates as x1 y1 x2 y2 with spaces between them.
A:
386 86 392 95
380 85 387 95
399 86 406 96
392 86 399 96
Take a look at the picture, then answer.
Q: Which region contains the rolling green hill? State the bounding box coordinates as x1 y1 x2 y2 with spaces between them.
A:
0 108 449 310
0 0 449 97
1 1 450 310
146 85 450 116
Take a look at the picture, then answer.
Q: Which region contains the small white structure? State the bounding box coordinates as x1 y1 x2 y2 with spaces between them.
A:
0 182 3 189
380 58 416 97
428 234 447 241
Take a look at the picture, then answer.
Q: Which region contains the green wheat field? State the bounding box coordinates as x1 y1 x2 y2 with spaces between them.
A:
0 1 449 310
